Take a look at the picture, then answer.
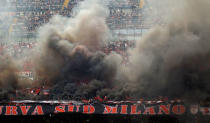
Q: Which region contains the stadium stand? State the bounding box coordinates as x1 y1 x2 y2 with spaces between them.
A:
0 0 159 80
0 0 156 41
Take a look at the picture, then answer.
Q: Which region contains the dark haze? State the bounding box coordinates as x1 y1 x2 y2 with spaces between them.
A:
0 56 19 100
33 0 122 100
119 0 210 101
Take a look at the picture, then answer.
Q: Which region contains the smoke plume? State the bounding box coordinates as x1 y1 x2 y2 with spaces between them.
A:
119 0 210 101
0 56 19 101
33 0 122 99
33 0 210 101
0 0 28 101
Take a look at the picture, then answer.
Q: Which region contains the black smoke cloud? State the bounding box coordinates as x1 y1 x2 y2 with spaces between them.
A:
0 56 19 101
33 0 210 101
32 0 122 100
118 0 210 101
35 31 120 84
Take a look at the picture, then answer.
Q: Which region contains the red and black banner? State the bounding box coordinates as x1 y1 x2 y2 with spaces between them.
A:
0 100 209 115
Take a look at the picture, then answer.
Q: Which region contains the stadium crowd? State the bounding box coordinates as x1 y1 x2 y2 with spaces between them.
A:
1 0 144 72
0 39 135 80
1 0 150 33
0 0 162 79
12 0 79 32
0 0 168 41
0 40 134 61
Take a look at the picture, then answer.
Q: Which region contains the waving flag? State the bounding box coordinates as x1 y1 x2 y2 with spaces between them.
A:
139 0 145 8
9 18 17 33
62 0 70 10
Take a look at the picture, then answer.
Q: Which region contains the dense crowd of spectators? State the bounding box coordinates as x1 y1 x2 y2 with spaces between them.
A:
0 0 163 71
0 0 168 42
103 40 135 54
0 0 162 74
107 0 145 29
0 39 135 76
103 40 135 64
0 41 36 75
0 0 83 40
12 0 80 32
0 40 134 58
0 41 36 56
0 0 151 33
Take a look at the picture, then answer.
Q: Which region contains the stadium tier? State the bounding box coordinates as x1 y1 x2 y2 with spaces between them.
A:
0 0 210 122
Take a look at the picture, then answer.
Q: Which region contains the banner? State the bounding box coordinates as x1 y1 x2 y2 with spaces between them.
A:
0 100 209 115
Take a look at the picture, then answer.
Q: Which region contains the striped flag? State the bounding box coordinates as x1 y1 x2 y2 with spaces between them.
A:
139 0 145 8
62 0 70 10
9 18 17 33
